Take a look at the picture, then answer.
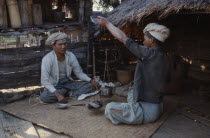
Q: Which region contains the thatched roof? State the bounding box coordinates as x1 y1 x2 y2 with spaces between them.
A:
108 0 210 28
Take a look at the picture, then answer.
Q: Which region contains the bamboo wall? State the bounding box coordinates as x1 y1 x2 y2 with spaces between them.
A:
0 0 92 28
0 0 93 90
0 43 88 89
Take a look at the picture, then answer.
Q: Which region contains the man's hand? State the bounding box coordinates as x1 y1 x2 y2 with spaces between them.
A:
54 91 68 103
90 80 100 90
97 16 109 27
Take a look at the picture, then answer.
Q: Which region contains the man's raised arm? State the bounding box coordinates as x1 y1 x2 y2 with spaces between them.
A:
97 16 128 44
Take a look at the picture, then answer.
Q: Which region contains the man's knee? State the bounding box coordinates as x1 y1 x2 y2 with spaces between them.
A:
39 91 57 103
81 82 96 93
87 82 96 91
39 93 48 103
105 102 115 115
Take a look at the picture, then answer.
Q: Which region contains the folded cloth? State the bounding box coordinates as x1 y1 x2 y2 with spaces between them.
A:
77 90 100 100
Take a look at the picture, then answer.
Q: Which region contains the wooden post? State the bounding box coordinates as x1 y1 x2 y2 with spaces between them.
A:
79 0 85 26
0 0 5 4
16 35 20 48
32 4 43 25
79 0 85 42
57 0 63 12
18 0 30 26
6 0 21 28
40 0 53 22
27 34 31 47
84 0 92 23
27 0 33 25
54 12 65 22
0 0 8 28
68 3 76 19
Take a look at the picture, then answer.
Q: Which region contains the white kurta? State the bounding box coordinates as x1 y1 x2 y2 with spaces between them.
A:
41 50 91 93
58 60 67 79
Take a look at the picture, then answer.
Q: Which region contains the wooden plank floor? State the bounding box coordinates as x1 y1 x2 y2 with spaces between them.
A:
152 112 210 138
34 125 70 138
152 94 210 138
0 110 70 138
0 110 39 138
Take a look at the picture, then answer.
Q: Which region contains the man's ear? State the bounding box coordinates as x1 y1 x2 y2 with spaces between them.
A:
149 37 154 44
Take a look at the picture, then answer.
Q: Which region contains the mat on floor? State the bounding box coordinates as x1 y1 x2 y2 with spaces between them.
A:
0 95 177 138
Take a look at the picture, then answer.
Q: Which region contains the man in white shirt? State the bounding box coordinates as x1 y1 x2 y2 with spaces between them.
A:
40 32 99 103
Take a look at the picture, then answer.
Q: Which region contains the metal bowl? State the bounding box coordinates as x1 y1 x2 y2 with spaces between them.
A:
56 103 69 109
88 101 103 110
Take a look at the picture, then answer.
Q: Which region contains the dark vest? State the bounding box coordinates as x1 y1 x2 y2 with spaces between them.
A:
126 38 169 103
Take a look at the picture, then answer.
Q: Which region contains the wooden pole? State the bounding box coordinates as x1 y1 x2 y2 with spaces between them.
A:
40 0 52 22
28 0 33 25
84 0 92 23
18 0 30 26
57 0 62 12
79 0 85 42
0 0 8 28
93 42 96 77
79 0 85 26
6 0 21 28
16 35 20 48
0 0 5 5
32 4 43 26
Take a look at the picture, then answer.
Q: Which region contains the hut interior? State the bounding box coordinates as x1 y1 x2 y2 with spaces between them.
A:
91 0 210 104
93 13 210 99
88 9 210 136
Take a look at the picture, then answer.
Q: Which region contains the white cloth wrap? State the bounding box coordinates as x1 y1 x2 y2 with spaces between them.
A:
143 23 170 42
46 32 68 46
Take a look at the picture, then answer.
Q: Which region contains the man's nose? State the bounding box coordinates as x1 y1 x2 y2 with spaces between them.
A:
61 44 66 48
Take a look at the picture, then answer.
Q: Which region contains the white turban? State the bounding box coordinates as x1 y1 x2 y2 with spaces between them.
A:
46 32 68 46
143 23 170 42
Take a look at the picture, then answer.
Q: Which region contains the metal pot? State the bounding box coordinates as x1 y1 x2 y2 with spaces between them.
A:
100 86 113 98
116 69 134 85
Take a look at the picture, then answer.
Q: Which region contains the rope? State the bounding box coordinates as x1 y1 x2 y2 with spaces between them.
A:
28 89 47 106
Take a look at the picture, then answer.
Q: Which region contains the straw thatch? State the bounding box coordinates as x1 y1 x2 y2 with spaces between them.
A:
108 0 210 28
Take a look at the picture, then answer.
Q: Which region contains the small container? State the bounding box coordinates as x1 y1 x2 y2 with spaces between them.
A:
88 101 103 110
116 69 134 85
56 103 69 109
100 86 113 98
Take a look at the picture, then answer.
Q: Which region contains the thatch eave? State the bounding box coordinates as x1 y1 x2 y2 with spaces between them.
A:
107 0 210 28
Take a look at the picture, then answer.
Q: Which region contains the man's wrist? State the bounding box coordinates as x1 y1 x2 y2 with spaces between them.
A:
105 22 111 27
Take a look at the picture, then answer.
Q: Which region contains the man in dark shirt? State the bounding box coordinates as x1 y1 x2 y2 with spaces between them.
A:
98 16 170 125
